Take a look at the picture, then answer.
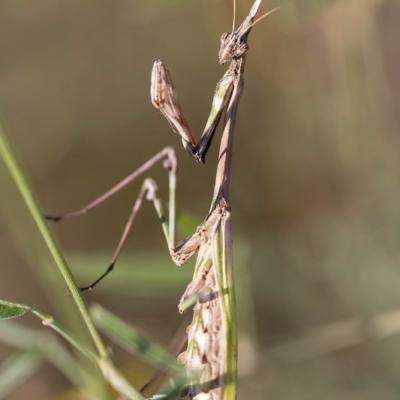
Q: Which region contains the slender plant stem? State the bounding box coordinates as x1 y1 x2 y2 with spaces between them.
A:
0 123 108 360
0 125 145 399
29 307 98 363
221 217 237 400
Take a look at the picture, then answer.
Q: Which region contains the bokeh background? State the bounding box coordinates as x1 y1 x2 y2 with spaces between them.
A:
1 0 400 398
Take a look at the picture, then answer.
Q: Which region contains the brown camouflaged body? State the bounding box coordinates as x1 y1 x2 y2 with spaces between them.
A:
178 215 226 400
174 206 227 400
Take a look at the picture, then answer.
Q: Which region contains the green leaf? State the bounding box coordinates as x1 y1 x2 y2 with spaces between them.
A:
0 300 29 321
0 352 43 399
91 304 182 373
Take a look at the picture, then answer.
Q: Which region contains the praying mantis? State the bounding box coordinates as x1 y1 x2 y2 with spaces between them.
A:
46 1 277 399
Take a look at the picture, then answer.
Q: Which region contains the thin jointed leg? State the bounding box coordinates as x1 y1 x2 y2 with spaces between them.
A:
45 147 176 221
47 146 200 291
79 178 168 291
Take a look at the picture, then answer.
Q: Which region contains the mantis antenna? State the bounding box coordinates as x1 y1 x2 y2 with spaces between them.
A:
245 5 281 32
232 0 236 32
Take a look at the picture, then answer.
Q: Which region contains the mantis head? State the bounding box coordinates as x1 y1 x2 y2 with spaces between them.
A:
218 31 249 65
218 0 279 65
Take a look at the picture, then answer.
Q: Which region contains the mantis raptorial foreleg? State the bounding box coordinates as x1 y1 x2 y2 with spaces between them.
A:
151 61 235 164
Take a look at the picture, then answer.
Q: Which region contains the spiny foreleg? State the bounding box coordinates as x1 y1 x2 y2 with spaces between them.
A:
151 60 234 164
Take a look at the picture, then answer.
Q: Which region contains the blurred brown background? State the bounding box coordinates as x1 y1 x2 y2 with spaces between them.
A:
1 0 400 399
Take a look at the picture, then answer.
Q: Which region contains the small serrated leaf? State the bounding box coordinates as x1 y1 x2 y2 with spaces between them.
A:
0 300 29 321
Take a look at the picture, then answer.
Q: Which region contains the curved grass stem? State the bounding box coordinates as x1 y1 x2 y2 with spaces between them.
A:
0 123 146 399
0 123 108 361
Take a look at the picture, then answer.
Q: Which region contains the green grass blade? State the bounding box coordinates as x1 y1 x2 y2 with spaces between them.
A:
0 352 43 399
212 217 237 400
0 123 141 400
91 304 182 373
0 122 107 360
98 359 144 400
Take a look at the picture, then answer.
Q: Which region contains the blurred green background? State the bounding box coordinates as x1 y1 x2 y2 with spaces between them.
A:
1 0 400 398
